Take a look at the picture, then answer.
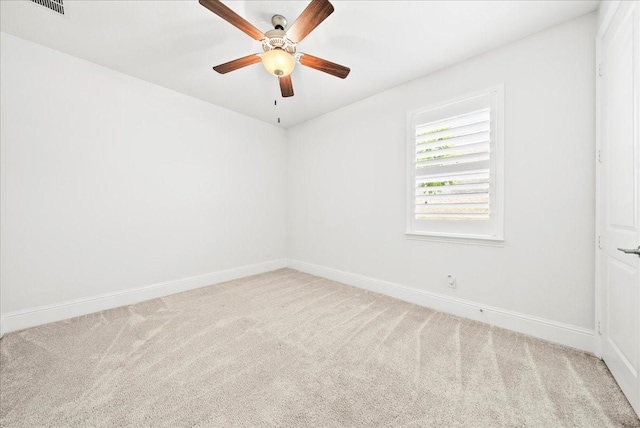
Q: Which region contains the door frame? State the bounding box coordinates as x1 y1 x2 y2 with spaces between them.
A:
594 0 624 359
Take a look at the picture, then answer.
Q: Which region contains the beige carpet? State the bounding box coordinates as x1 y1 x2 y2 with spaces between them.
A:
1 268 638 427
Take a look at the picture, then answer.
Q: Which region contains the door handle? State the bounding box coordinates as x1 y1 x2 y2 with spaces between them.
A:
618 246 640 257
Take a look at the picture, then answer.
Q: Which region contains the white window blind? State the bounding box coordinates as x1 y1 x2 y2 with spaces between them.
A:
414 109 491 221
406 86 504 242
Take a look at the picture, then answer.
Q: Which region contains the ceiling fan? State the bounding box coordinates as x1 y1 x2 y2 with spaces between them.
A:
200 0 350 98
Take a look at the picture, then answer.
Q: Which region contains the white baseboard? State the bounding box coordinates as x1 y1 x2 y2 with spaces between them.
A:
1 258 596 354
0 259 287 336
287 259 596 354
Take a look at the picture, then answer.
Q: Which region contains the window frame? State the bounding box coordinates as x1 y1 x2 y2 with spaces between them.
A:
405 85 505 245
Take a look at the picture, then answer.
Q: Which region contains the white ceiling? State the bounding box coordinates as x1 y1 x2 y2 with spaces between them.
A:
1 0 599 128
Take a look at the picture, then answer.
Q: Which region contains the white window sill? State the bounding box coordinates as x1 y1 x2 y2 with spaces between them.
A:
405 232 505 247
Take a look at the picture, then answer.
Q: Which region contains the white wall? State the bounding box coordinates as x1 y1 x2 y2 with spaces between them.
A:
288 13 596 330
1 34 287 320
1 12 598 344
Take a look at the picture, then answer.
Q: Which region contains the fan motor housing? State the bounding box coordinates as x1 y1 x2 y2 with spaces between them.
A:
262 29 296 54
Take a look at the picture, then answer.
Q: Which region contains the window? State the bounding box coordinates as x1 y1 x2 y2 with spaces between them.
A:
406 86 504 243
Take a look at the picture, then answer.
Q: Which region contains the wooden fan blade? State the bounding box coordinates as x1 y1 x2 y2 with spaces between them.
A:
299 53 350 79
279 75 294 97
213 54 261 74
286 0 334 43
200 0 264 41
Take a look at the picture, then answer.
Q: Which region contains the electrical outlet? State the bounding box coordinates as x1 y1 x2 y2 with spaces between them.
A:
447 275 456 289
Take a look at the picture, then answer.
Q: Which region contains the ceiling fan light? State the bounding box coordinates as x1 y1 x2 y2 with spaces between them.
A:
261 48 296 77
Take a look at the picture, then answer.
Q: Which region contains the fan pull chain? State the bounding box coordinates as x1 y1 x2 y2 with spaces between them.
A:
274 79 281 125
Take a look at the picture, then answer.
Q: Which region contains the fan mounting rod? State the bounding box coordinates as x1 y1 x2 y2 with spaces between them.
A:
271 15 287 30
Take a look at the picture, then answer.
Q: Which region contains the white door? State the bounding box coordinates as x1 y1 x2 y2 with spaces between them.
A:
599 0 640 416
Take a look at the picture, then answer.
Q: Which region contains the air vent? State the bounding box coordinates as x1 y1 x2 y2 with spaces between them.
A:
30 0 64 15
